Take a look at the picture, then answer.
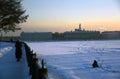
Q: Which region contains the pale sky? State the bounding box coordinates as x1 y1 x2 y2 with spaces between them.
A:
20 0 120 33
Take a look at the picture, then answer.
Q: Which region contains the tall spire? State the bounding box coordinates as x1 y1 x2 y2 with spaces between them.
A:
79 24 81 30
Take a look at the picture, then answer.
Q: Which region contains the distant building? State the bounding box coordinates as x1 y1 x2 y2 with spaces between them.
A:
101 31 120 39
63 24 100 40
20 25 120 41
21 32 52 41
75 24 82 31
64 31 100 40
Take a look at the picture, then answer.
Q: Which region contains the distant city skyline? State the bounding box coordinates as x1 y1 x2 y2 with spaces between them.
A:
2 0 120 36
21 0 120 32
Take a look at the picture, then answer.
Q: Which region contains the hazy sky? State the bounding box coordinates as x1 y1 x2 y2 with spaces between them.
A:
21 0 120 32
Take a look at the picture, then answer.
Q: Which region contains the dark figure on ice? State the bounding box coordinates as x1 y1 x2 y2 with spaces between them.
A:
92 60 99 68
15 40 22 62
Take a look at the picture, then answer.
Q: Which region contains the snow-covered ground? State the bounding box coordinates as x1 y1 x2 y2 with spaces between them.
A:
0 42 31 79
27 40 120 79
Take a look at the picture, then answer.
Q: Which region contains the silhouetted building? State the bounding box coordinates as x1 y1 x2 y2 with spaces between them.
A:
64 31 100 40
75 24 82 31
52 32 64 40
63 24 100 40
101 31 120 39
20 24 120 41
21 32 52 41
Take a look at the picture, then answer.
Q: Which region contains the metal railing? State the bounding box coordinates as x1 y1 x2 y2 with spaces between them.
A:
24 42 48 79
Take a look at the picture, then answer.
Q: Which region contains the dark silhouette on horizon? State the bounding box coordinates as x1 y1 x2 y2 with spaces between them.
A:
20 24 120 41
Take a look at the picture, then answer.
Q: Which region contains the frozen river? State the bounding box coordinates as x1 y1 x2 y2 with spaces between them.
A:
27 40 120 79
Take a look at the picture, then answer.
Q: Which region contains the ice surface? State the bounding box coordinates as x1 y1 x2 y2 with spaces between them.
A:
27 40 120 79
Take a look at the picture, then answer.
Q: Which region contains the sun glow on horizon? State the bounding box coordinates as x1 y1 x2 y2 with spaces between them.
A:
21 17 120 32
21 0 120 33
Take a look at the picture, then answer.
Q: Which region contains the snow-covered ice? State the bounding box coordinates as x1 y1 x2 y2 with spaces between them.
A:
27 40 120 79
0 42 31 79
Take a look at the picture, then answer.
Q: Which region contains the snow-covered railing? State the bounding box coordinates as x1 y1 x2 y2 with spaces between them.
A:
24 42 48 79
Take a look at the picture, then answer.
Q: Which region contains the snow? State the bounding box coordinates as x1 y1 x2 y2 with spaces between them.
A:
0 42 31 79
0 41 119 79
0 42 12 57
27 40 120 79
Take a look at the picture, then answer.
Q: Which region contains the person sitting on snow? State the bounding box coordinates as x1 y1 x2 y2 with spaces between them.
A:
92 60 99 68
